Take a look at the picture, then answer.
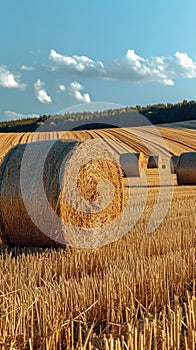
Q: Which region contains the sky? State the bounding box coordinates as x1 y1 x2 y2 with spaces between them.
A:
1 0 196 121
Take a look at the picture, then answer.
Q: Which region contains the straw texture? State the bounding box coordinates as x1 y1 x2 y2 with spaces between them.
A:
147 155 162 169
0 139 124 247
119 152 144 177
177 152 196 185
170 155 179 174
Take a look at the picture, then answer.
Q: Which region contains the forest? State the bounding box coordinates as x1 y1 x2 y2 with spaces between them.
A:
0 99 196 132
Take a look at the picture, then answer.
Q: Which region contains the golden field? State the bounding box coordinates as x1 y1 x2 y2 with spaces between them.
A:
0 120 195 349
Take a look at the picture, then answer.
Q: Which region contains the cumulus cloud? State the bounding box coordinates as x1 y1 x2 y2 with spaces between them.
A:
48 49 196 86
49 49 105 76
3 110 39 121
172 51 196 78
57 84 66 92
20 65 34 71
69 81 91 103
105 50 196 85
106 50 175 85
34 79 52 104
0 65 27 89
70 81 84 91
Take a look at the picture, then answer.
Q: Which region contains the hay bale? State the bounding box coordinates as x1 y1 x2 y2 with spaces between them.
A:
176 152 196 185
147 155 162 169
170 155 179 174
0 139 124 247
119 152 144 177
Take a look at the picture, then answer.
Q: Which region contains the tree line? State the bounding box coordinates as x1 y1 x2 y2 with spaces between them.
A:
0 100 195 132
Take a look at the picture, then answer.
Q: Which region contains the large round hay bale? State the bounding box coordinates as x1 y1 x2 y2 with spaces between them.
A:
147 155 162 169
0 139 124 248
119 152 144 177
170 155 179 174
176 152 196 185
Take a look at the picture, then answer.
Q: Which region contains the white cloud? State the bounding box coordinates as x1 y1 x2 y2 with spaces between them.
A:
3 110 39 121
106 50 174 85
69 81 91 103
106 50 196 85
20 65 34 71
56 80 91 102
70 81 83 91
49 49 105 76
74 90 91 103
48 49 196 86
57 84 66 92
0 65 27 89
173 51 196 78
34 79 52 104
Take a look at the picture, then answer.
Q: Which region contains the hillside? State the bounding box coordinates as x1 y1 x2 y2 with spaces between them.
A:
0 100 196 132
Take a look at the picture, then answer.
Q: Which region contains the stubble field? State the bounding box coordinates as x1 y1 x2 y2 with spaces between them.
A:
0 120 195 349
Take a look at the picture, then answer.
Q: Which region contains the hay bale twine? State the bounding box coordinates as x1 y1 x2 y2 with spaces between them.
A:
0 139 124 247
147 155 162 169
170 155 179 174
119 152 144 177
176 152 196 185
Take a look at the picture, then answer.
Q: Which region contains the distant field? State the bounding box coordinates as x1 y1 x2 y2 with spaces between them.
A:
0 119 195 162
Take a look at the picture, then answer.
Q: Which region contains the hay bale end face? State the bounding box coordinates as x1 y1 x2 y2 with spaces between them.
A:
0 139 124 248
177 152 196 185
119 152 144 177
170 155 179 174
147 155 162 169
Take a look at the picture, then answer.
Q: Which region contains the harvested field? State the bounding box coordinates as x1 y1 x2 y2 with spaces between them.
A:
0 120 195 349
0 120 195 164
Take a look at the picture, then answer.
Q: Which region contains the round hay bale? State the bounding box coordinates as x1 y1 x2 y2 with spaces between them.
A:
119 152 144 177
170 155 179 174
176 152 196 185
0 139 124 248
147 155 162 169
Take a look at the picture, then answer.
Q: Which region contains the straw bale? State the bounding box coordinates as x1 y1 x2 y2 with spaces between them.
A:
170 155 179 174
119 152 144 177
176 152 196 185
147 155 162 169
0 139 124 247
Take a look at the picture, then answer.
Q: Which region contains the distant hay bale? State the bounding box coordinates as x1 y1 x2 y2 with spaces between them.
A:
147 155 162 169
0 139 124 247
177 152 196 185
119 152 144 177
170 155 179 174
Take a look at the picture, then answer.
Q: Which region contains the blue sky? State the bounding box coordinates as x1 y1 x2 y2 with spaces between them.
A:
1 0 196 121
